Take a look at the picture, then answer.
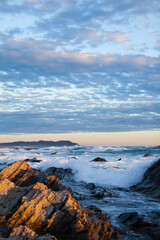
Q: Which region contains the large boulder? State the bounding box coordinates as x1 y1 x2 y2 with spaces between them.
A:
131 159 160 198
0 161 117 240
118 212 160 240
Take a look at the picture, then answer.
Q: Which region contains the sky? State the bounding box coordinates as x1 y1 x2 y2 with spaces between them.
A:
0 0 160 145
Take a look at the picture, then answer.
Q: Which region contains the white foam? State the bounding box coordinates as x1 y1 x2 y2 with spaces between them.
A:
0 146 159 188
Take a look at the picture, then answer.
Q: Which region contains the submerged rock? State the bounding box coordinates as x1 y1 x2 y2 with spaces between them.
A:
0 160 116 239
131 159 160 198
91 157 108 162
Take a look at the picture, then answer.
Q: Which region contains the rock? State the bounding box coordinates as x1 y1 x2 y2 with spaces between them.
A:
51 152 58 155
0 179 15 197
93 191 112 199
0 222 10 238
87 205 102 214
118 158 121 161
45 166 73 180
68 156 78 160
0 152 5 156
9 225 57 239
13 147 20 150
0 161 116 239
91 157 108 162
85 182 112 199
143 153 154 157
0 162 7 165
131 159 160 198
25 147 38 150
0 160 60 189
86 183 96 190
118 212 160 240
25 158 42 163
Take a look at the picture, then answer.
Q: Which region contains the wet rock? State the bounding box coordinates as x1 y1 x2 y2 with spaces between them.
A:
143 153 154 157
25 147 38 150
0 152 5 156
85 182 112 199
0 162 7 165
118 158 121 161
93 191 112 199
91 157 108 162
0 161 116 239
131 159 160 198
86 182 96 190
68 156 78 160
51 152 58 155
25 157 42 163
13 147 20 150
87 205 102 214
45 166 73 180
118 212 160 240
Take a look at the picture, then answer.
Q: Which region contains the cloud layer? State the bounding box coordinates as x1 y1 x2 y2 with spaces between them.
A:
0 0 160 134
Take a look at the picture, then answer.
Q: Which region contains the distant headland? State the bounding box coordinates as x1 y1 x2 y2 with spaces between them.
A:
0 140 78 147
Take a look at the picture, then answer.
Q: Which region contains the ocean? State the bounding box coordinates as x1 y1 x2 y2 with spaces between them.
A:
0 145 160 239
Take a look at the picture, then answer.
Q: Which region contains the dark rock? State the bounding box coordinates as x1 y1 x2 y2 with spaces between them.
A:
0 161 116 240
93 191 112 199
13 147 20 150
118 158 121 161
91 157 108 162
131 159 160 198
86 183 96 190
87 205 102 214
0 222 10 238
0 152 5 156
9 225 57 239
68 156 78 160
45 166 73 180
25 147 38 150
118 212 160 240
25 157 42 163
0 162 6 165
143 153 154 157
51 152 58 155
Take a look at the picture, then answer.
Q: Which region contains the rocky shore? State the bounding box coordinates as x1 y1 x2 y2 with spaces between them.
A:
0 158 159 239
0 160 118 239
131 158 160 198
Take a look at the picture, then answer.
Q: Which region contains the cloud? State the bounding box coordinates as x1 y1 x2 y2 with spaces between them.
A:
0 0 160 134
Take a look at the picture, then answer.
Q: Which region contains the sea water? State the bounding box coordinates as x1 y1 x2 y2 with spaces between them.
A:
0 145 160 239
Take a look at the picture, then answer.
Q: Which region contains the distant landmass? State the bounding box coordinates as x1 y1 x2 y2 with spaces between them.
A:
0 140 78 147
